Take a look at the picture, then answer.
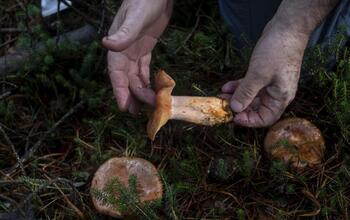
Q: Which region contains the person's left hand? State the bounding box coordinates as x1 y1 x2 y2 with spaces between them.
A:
221 20 309 127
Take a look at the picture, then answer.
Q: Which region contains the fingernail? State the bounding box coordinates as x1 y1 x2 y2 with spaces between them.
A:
105 35 115 41
230 100 243 112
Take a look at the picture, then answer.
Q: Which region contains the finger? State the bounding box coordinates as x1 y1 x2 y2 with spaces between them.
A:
221 80 240 93
257 91 286 125
234 99 283 127
230 76 265 113
219 93 232 101
234 110 262 127
130 86 156 106
102 7 146 52
108 52 131 111
110 70 130 111
233 111 249 126
250 96 261 111
128 62 156 106
236 105 278 127
128 95 141 115
139 53 152 86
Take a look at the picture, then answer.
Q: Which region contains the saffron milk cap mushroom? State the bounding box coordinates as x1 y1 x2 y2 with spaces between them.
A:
264 118 325 169
91 157 163 218
147 70 233 140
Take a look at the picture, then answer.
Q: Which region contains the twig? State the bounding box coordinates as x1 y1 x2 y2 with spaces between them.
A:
0 28 20 33
298 189 321 217
174 8 201 54
22 101 84 162
0 91 12 100
0 125 26 175
69 0 101 16
7 101 84 174
0 81 18 99
14 0 25 12
53 182 86 220
97 0 106 35
0 38 17 49
16 177 85 217
0 24 97 75
60 0 99 26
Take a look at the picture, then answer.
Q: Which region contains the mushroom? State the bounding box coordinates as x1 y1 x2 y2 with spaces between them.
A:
91 157 163 218
264 118 325 169
147 70 233 140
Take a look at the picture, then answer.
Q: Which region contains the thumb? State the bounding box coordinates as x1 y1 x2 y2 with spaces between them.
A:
102 11 145 51
230 77 265 113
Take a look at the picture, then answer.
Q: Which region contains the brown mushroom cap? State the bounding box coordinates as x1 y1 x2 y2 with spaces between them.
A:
264 118 325 169
91 157 163 218
147 70 175 140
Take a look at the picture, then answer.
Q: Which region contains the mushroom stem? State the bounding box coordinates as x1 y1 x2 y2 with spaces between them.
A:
171 96 233 125
147 70 233 140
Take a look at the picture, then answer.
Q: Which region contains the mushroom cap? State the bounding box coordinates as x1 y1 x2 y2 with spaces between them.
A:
91 157 163 218
264 118 325 169
147 70 176 140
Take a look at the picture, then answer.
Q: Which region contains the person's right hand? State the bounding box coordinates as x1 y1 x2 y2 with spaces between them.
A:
103 0 173 114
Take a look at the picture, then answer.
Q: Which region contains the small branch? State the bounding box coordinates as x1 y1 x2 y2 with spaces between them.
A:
0 125 26 175
7 101 84 174
16 177 84 216
61 0 99 26
0 24 97 76
0 81 18 100
0 28 20 33
69 0 101 16
98 0 106 35
14 0 26 12
174 6 202 54
53 182 86 220
0 38 17 49
0 91 12 100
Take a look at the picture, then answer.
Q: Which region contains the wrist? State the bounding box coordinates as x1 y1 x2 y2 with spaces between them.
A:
262 19 309 57
270 0 339 37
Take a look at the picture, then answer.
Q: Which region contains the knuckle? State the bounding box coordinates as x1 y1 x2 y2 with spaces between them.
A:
119 26 130 35
237 84 258 99
283 90 297 106
247 70 269 83
118 105 128 112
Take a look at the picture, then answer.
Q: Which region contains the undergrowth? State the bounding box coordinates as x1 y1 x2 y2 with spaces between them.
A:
0 0 349 219
91 175 161 219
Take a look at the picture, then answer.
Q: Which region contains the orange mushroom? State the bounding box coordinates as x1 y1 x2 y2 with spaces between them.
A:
147 70 233 140
264 118 325 169
90 157 163 218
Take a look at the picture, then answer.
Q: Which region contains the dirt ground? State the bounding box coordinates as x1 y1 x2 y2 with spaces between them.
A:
0 0 349 219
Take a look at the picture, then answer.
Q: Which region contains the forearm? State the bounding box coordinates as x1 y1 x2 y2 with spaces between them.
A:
271 0 340 36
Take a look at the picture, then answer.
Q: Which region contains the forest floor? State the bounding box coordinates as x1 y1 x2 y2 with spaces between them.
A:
0 0 349 219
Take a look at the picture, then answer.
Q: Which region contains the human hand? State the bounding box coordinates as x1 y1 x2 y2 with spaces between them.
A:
103 0 173 114
221 21 310 127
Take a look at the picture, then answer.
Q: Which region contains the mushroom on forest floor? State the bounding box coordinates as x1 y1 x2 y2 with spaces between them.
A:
147 70 233 140
90 157 163 218
264 118 325 169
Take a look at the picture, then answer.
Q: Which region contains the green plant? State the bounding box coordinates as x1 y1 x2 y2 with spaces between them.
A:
91 175 161 219
240 149 254 177
236 208 245 220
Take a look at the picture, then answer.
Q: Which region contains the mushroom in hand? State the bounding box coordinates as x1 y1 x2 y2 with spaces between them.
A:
147 70 233 140
91 157 163 218
264 118 325 169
